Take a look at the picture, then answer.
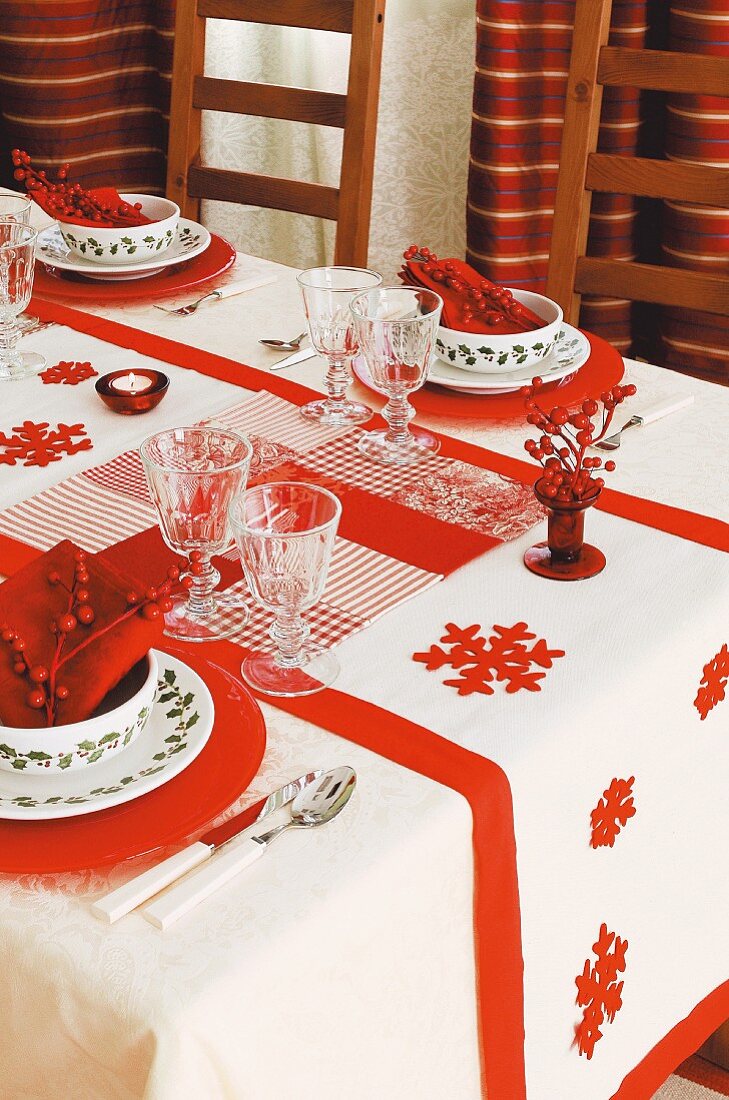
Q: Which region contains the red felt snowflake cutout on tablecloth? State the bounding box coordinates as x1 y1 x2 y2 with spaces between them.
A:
694 644 729 720
590 777 636 849
39 360 98 386
0 420 92 468
575 923 628 1059
413 621 565 696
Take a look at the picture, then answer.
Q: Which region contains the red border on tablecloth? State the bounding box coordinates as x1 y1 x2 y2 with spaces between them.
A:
24 296 729 554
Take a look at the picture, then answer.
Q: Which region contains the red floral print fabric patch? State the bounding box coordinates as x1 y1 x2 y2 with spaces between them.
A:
590 777 636 849
575 923 628 1059
694 644 729 720
0 421 92 468
39 361 98 386
413 621 565 696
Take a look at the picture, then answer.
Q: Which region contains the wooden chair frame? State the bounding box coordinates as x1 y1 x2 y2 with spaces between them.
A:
545 0 729 325
166 0 385 267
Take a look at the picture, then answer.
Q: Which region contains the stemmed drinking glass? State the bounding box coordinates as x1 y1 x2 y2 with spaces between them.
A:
297 266 382 425
0 193 31 225
0 223 45 380
140 426 253 642
350 285 443 465
229 482 342 697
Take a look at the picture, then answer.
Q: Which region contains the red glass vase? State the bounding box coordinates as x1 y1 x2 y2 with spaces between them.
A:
524 479 606 580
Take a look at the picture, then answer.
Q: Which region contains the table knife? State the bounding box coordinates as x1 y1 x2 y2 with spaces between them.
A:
269 346 317 371
91 769 321 924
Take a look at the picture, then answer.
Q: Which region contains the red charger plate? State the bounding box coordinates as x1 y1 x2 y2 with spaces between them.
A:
0 644 266 873
32 233 237 303
352 330 624 421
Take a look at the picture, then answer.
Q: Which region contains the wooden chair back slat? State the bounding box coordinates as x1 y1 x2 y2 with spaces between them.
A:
598 45 729 96
335 0 385 265
198 0 354 32
587 154 729 204
576 259 729 314
166 0 206 221
546 0 729 330
167 0 384 265
544 0 613 325
193 77 347 127
187 165 340 220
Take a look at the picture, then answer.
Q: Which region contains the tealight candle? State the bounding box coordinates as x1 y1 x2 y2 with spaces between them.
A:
95 369 169 415
109 371 153 395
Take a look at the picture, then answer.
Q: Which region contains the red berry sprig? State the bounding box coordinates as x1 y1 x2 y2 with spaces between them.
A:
0 553 193 727
401 245 540 332
520 378 637 502
10 150 144 227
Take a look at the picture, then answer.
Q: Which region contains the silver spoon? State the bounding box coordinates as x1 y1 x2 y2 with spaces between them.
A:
259 330 308 351
143 766 357 929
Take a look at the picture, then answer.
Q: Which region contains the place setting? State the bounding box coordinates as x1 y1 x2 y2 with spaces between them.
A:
11 151 238 302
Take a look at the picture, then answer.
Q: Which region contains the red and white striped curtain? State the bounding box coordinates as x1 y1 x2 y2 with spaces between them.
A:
467 0 729 385
0 0 175 194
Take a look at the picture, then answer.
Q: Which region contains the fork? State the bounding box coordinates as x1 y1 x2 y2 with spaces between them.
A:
594 395 694 450
154 289 224 316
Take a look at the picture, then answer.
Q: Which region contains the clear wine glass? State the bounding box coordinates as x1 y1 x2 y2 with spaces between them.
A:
229 481 342 697
0 193 31 225
297 266 382 425
350 285 443 465
0 223 45 380
140 426 253 642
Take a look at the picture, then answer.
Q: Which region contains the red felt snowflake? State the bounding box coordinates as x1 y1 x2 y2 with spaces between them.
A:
413 621 565 696
575 923 628 1059
39 360 98 386
694 644 729 720
590 777 636 849
0 420 92 468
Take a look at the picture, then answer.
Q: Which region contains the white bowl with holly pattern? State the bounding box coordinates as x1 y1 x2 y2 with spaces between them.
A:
435 290 563 375
57 194 179 265
0 651 158 774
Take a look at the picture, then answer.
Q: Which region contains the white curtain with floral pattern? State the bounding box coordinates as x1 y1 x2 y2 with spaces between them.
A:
200 0 474 279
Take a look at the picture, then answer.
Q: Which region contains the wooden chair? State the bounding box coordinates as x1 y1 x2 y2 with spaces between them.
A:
546 0 729 326
166 0 385 267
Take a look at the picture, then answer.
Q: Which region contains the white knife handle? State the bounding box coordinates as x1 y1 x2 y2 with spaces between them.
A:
143 836 267 931
638 395 694 425
91 841 212 924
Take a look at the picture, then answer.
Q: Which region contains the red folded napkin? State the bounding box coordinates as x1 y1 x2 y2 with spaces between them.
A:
11 150 150 228
30 186 151 229
399 247 546 334
0 541 165 728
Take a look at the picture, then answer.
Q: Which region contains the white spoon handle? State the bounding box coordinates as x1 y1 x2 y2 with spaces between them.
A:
143 836 267 930
91 842 212 924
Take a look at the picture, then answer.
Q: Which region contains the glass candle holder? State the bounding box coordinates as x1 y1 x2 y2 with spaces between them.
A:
524 479 605 580
96 369 169 415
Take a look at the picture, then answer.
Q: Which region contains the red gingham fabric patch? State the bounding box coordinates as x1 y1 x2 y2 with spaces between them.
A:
302 433 451 497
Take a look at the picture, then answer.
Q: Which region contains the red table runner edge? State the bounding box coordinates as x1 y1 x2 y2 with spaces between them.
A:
613 978 729 1099
198 637 527 1100
27 296 729 555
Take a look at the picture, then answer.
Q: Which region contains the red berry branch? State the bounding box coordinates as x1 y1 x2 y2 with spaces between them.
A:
10 150 145 227
399 245 544 333
0 548 197 727
520 377 637 502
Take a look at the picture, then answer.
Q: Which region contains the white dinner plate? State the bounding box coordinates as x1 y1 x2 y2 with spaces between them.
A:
0 651 213 820
352 324 591 397
427 325 591 394
36 219 211 281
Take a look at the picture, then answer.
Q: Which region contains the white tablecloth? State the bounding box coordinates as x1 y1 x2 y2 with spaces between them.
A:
0 248 727 1099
